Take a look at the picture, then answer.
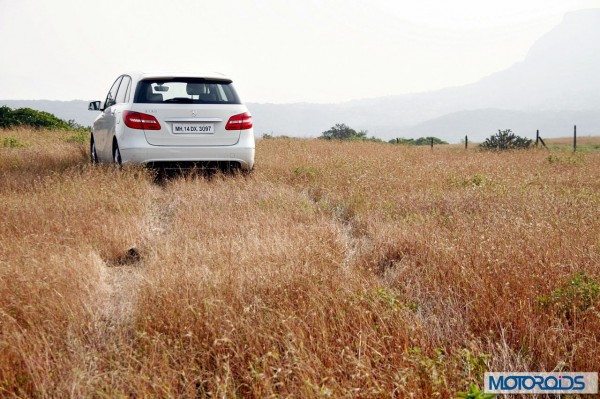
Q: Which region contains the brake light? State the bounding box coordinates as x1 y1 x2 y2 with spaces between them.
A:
225 112 253 130
123 111 161 130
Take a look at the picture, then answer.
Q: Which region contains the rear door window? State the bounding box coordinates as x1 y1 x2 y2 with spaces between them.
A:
134 78 241 104
104 76 122 109
116 76 131 104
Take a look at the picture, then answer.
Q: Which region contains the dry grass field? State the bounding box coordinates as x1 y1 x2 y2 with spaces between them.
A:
1 129 599 398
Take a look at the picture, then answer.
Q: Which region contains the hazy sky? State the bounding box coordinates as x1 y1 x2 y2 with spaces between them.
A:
1 0 600 103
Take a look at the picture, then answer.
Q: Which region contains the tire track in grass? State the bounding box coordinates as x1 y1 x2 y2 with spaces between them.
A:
89 178 180 359
76 176 183 394
93 172 215 335
95 254 144 330
303 187 371 270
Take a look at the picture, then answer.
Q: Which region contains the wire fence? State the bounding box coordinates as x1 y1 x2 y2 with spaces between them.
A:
460 125 580 151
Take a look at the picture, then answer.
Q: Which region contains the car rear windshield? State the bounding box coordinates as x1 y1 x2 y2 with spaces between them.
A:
134 78 241 104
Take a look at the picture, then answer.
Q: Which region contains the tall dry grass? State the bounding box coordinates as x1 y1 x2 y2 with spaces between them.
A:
0 129 599 397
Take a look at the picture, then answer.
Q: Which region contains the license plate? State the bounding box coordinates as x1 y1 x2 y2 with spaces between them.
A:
172 123 214 134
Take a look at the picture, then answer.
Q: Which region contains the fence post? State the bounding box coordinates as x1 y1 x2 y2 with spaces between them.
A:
465 135 468 149
536 130 547 149
573 125 577 152
430 137 434 149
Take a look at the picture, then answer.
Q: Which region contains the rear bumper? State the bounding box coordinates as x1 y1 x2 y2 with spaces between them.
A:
120 145 255 170
118 128 255 170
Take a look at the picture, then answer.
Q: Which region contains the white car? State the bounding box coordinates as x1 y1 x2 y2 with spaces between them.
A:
88 72 254 171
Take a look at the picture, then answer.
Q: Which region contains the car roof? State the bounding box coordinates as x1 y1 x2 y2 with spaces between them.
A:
125 71 231 81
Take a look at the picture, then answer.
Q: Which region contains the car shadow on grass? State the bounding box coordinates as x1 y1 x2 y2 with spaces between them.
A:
148 162 251 186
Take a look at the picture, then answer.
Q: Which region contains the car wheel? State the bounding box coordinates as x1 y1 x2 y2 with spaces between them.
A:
90 137 98 164
113 143 122 166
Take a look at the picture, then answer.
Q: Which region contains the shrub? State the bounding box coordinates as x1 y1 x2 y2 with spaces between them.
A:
546 153 584 165
457 384 496 399
262 134 292 140
65 130 89 144
389 137 414 145
389 136 448 146
0 106 88 131
537 272 600 320
366 136 385 143
292 166 320 182
479 129 532 150
2 136 25 148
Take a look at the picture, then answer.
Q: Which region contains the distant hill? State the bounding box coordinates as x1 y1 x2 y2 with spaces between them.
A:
3 9 600 142
396 109 600 142
250 9 600 139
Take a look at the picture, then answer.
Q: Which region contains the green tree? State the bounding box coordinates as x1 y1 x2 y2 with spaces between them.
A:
479 129 532 150
320 123 367 140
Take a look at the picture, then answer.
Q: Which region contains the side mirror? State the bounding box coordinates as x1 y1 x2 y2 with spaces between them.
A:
88 101 101 111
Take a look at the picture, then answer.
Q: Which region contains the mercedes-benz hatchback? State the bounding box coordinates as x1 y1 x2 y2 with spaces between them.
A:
88 72 255 171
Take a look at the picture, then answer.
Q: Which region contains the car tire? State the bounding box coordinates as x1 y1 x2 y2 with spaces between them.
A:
113 142 122 166
90 136 99 164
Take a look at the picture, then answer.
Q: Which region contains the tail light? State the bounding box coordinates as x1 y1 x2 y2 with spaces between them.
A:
123 111 161 130
225 112 253 130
